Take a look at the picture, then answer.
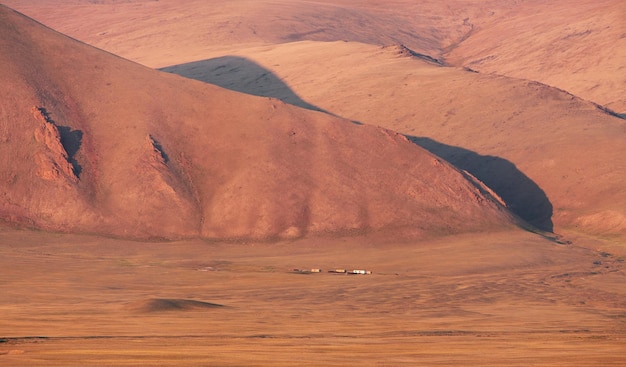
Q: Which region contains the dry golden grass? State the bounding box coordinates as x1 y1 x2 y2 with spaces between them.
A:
1 229 625 365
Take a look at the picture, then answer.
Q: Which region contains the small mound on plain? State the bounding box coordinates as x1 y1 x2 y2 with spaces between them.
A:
126 299 224 313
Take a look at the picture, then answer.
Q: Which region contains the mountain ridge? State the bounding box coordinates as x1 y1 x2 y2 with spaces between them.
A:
0 5 520 240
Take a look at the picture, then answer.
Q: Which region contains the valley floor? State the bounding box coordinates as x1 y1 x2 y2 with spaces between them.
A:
1 229 624 366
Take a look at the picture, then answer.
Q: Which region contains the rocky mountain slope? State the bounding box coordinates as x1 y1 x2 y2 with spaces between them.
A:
0 5 518 240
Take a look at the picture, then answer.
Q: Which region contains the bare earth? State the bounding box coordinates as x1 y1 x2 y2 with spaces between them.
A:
1 4 519 240
1 228 625 366
4 0 625 239
6 0 624 112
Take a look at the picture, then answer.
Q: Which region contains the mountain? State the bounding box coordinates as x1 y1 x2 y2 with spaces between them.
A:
6 0 623 113
5 0 624 239
165 40 626 237
0 5 518 240
444 0 626 114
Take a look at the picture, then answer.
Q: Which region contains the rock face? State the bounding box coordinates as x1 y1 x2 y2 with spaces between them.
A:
32 107 79 183
0 5 520 240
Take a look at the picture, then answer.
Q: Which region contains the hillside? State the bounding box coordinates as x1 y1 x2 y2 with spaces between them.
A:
0 5 518 240
168 41 626 237
4 0 625 239
5 0 624 113
444 0 626 114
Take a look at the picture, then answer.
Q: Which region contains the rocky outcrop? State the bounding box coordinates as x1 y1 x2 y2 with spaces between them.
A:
32 106 78 184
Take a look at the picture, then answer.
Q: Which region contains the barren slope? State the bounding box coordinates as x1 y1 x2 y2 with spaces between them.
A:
444 0 626 114
5 0 624 111
4 0 624 238
0 0 473 66
0 6 517 240
160 41 626 237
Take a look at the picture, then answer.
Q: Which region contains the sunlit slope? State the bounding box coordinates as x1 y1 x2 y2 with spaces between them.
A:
0 6 518 240
444 0 626 114
5 0 623 111
0 0 471 66
165 41 626 237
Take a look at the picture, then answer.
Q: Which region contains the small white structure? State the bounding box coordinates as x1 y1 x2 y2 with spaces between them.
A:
350 269 372 275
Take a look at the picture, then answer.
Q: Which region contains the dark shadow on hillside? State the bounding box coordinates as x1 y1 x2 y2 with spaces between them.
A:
409 136 554 232
160 56 328 113
35 107 83 178
594 104 626 120
57 126 83 177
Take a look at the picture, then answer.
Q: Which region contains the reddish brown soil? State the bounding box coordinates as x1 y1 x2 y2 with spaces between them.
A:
177 40 626 238
4 1 624 239
6 0 623 112
0 5 517 240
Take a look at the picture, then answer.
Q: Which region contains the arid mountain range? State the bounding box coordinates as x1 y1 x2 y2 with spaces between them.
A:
7 0 624 113
1 0 625 240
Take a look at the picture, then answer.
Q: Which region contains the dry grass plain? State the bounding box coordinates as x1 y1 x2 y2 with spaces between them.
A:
1 228 625 366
